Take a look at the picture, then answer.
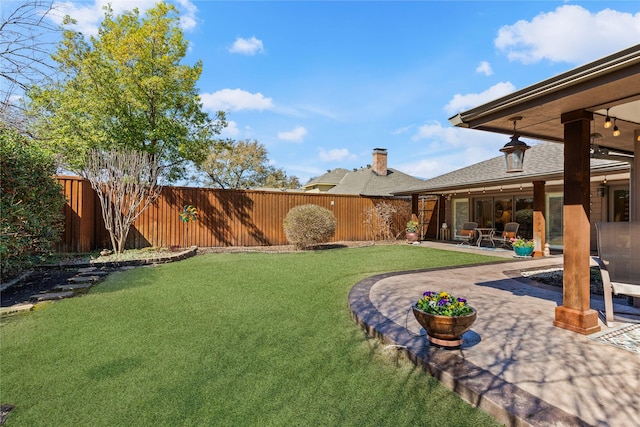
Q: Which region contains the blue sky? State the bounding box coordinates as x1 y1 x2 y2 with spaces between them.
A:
41 1 640 184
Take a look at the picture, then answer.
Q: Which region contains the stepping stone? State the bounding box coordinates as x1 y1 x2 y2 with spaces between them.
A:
79 270 109 277
77 267 97 273
67 276 100 284
30 291 75 302
54 283 93 292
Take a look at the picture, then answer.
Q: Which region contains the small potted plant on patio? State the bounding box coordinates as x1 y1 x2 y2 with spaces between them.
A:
412 290 477 348
406 216 420 243
511 236 535 257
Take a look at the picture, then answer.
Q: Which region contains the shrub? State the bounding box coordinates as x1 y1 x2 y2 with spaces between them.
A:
0 127 66 279
283 204 336 249
363 201 411 241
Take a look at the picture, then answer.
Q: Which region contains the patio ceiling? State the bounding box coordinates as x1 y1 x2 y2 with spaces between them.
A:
449 44 640 155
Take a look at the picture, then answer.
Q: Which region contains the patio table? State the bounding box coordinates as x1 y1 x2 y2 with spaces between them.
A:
475 227 495 247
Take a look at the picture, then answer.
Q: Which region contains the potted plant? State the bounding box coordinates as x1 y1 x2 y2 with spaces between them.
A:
406 219 420 243
412 290 477 348
511 236 535 257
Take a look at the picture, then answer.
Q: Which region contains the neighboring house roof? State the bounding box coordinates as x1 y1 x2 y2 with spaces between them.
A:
303 168 351 188
395 142 630 195
327 167 425 197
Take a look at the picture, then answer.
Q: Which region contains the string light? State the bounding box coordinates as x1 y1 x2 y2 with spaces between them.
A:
613 118 620 137
603 108 612 129
603 176 607 184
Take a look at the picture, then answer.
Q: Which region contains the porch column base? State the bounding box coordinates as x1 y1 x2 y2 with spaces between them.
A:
553 306 600 335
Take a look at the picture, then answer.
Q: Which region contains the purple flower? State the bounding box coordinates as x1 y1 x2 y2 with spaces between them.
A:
458 298 467 303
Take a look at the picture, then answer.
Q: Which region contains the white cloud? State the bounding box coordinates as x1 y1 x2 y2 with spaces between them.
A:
444 82 516 115
406 122 532 178
51 0 198 36
495 5 640 64
413 121 464 145
200 89 273 112
219 120 240 138
278 126 307 143
476 61 493 76
229 36 264 55
174 0 199 30
413 121 502 147
318 148 355 162
391 125 414 135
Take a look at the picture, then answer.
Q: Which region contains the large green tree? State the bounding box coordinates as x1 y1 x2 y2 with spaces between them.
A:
28 2 226 182
201 139 300 189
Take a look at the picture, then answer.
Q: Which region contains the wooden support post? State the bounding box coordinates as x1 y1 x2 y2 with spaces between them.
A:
633 134 639 222
554 110 600 335
532 181 546 257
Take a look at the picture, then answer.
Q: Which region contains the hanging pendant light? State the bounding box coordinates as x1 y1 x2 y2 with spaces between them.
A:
612 118 620 137
500 117 530 173
604 108 612 129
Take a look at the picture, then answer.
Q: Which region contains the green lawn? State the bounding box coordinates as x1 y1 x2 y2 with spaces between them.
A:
1 245 504 426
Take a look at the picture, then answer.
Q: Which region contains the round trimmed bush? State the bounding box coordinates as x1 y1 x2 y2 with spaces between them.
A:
283 204 336 249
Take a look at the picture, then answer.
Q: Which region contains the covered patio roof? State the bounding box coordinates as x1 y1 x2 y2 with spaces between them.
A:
395 142 630 195
445 44 639 335
448 44 640 155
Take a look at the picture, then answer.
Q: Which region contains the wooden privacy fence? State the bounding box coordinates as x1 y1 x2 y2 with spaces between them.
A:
55 176 441 252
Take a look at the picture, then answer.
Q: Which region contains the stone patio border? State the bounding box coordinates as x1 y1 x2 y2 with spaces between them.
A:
348 265 590 427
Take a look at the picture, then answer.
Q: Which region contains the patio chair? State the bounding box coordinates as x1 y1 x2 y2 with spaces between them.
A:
593 221 640 326
455 222 478 245
494 222 520 248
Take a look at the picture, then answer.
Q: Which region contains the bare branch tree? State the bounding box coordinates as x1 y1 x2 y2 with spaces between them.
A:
363 201 411 241
84 149 162 254
0 0 61 131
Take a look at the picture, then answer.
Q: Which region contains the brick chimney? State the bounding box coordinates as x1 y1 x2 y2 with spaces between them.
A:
372 148 388 176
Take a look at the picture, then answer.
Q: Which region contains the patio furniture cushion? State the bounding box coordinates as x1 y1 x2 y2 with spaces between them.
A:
494 222 520 248
455 222 478 245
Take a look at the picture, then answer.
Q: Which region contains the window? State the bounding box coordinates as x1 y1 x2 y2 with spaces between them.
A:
473 198 493 228
546 192 563 249
494 198 513 233
609 186 630 222
515 197 533 239
453 198 469 239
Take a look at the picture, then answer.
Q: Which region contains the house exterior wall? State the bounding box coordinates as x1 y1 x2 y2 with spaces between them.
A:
440 177 630 252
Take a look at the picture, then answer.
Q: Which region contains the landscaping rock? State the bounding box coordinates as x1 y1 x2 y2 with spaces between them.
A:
79 270 109 277
67 276 101 283
54 283 94 292
29 291 75 302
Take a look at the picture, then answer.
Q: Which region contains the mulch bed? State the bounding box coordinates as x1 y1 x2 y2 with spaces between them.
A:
1 268 80 307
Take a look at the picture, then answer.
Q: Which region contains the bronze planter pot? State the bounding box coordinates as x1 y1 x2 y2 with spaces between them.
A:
412 305 477 348
406 232 419 243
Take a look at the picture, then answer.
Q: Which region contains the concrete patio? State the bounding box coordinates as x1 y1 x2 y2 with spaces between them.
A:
349 241 640 427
